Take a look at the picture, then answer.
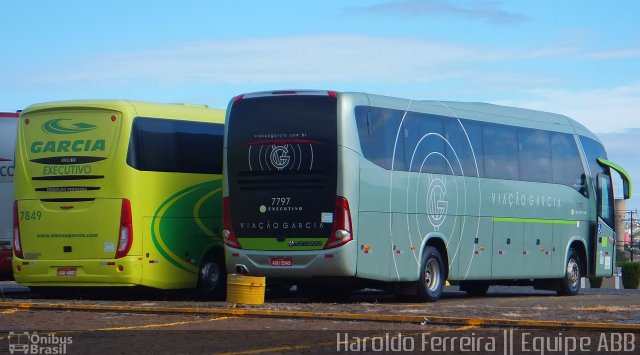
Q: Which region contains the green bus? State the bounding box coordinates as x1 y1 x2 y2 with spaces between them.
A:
13 100 227 298
222 90 631 301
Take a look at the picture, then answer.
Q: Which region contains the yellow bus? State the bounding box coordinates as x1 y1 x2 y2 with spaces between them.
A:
12 100 226 298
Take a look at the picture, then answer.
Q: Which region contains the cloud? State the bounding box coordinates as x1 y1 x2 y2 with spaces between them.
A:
345 0 530 25
494 82 640 133
18 34 639 135
25 34 576 88
586 48 640 60
25 35 486 86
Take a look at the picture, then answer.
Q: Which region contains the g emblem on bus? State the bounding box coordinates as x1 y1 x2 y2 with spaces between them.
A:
270 145 291 170
427 177 448 230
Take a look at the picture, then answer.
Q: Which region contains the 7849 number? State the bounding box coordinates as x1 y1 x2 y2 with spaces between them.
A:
19 210 42 221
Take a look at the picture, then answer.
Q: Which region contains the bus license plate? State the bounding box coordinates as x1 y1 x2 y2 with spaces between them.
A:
270 257 292 267
57 267 77 277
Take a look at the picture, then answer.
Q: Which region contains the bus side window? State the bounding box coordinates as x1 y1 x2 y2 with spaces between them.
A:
518 128 551 183
402 112 444 174
483 123 518 180
551 133 586 196
355 106 405 170
577 174 588 197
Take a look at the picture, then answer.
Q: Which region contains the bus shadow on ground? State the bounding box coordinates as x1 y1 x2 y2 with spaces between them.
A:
1 284 571 304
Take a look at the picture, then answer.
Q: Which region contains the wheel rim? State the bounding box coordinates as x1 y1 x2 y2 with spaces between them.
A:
567 258 580 288
200 262 220 293
424 258 441 292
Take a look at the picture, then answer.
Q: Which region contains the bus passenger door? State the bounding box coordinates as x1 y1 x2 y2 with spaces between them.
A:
593 174 615 277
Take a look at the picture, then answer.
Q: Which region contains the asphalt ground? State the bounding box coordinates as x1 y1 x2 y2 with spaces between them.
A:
0 282 639 354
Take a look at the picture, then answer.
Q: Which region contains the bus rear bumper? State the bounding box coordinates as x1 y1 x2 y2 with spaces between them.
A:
11 256 143 287
225 242 357 278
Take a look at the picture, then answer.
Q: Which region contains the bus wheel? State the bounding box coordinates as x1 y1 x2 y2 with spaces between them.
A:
460 281 490 297
416 246 444 302
557 248 581 296
196 256 226 300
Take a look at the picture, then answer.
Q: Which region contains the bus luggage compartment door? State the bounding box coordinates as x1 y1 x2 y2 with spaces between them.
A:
17 199 123 260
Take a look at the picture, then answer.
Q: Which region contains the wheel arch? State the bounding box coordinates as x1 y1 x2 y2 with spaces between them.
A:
567 238 588 277
421 235 449 281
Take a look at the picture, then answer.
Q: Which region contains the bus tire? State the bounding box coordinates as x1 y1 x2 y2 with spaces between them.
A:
196 255 226 300
416 246 445 302
460 281 490 297
556 247 581 296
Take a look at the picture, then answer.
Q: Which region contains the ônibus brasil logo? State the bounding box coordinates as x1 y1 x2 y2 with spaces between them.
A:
42 119 97 135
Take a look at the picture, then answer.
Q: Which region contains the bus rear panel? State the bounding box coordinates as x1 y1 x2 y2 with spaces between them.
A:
224 91 358 277
13 101 226 294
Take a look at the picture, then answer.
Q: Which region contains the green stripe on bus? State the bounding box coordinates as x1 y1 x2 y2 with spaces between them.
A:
492 217 577 225
238 237 327 251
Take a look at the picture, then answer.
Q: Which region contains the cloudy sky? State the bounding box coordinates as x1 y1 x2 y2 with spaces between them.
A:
3 0 639 209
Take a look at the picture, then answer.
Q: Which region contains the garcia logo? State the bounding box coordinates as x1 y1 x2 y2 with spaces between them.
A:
42 119 97 135
30 139 105 153
427 176 448 231
248 143 315 172
270 145 291 170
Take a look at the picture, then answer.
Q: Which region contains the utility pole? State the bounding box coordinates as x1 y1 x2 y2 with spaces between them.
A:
628 210 637 261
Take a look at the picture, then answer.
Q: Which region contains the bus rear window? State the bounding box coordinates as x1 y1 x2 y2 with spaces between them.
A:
127 117 223 174
227 95 337 146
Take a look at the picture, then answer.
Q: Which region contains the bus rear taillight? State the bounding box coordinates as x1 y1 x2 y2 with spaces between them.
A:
13 201 23 259
223 197 241 248
116 199 133 259
325 196 353 249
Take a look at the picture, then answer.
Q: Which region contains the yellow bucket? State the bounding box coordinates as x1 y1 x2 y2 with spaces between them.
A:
226 274 266 305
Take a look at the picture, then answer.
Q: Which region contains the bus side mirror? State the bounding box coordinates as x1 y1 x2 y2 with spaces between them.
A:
597 158 632 200
622 179 631 200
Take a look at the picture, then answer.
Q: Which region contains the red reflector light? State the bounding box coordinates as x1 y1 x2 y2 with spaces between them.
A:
13 201 23 259
24 118 30 125
116 199 133 259
328 91 338 98
232 94 244 103
324 196 353 249
111 115 117 122
223 197 241 248
232 253 240 257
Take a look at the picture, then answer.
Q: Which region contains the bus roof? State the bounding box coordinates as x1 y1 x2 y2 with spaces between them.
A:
21 100 224 123
232 90 601 143
348 92 600 143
